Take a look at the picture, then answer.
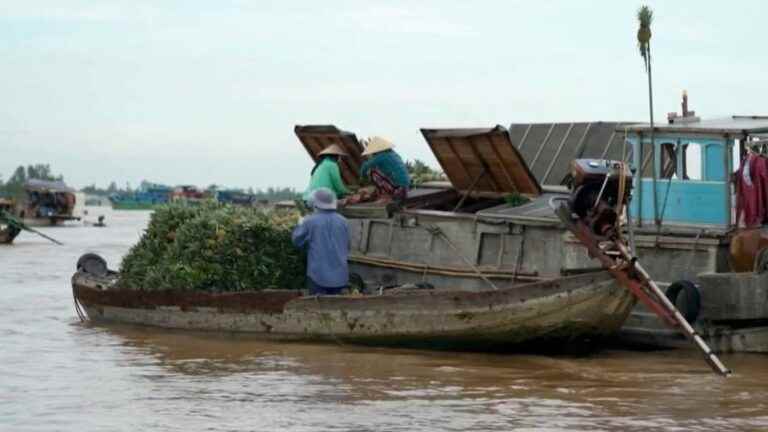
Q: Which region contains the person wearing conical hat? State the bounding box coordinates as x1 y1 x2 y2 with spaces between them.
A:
292 187 350 295
360 136 411 203
302 144 350 204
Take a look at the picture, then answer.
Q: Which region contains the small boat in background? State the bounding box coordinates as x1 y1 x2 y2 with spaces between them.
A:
0 199 21 244
109 183 172 210
15 179 80 226
214 189 257 206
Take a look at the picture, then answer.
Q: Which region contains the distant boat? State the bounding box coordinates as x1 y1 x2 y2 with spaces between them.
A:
215 189 257 206
110 184 172 210
14 179 80 227
0 198 21 244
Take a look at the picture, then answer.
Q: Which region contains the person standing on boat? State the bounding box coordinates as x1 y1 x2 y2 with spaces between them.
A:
302 144 349 206
360 136 410 204
292 187 350 296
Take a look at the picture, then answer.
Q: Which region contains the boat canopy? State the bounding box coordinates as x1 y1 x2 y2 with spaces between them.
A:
24 179 75 193
509 122 636 186
421 126 542 197
294 125 365 187
621 116 768 137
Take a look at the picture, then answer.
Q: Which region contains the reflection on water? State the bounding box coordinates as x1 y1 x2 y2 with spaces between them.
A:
1 208 767 431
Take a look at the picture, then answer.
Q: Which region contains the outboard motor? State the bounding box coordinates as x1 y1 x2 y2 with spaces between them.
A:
556 159 731 376
568 159 632 238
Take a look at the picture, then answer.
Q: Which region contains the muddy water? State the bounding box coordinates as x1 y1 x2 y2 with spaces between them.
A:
1 209 767 431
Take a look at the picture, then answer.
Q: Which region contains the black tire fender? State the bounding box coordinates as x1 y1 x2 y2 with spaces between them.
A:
77 253 108 277
665 280 701 324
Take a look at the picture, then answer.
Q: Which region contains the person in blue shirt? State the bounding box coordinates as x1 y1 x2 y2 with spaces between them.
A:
360 136 411 204
291 187 349 295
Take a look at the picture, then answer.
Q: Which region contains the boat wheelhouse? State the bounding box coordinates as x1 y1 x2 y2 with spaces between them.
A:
618 109 768 352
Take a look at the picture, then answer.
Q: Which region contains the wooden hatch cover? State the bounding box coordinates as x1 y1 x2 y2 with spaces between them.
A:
294 125 365 186
421 125 542 196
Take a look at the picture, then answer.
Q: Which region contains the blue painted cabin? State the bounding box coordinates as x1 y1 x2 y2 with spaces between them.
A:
624 116 768 229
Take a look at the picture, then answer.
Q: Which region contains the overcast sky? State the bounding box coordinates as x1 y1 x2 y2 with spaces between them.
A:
1 1 766 190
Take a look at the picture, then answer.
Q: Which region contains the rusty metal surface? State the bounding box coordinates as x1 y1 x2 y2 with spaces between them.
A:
508 122 635 185
421 126 542 196
294 124 365 186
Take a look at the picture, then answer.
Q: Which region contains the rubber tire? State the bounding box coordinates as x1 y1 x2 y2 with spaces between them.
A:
76 253 108 277
665 280 701 324
348 272 366 294
754 248 768 274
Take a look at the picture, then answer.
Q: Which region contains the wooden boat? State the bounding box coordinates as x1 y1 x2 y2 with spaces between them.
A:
72 264 634 349
0 224 21 244
71 125 636 350
15 179 80 226
0 199 21 244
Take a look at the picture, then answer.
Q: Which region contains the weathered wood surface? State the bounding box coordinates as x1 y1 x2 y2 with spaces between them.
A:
421 126 542 196
294 125 365 187
73 270 635 348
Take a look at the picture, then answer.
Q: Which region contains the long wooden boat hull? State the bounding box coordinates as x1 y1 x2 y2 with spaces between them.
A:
73 271 635 349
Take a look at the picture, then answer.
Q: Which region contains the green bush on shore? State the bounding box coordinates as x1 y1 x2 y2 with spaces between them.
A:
119 202 305 291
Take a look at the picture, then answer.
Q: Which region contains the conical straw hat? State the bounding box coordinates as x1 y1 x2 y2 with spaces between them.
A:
318 144 348 157
361 136 394 156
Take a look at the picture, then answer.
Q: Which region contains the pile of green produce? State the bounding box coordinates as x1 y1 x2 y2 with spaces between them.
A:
119 202 305 292
504 192 531 207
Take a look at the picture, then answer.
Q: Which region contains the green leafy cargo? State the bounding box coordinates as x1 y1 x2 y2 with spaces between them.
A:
119 202 305 292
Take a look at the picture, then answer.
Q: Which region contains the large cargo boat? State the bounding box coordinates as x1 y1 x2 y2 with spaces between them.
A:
71 124 638 349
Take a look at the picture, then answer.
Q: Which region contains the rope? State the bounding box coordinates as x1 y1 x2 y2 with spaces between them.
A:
72 283 86 322
685 229 704 279
513 226 526 283
615 162 628 240
423 224 500 290
657 142 679 231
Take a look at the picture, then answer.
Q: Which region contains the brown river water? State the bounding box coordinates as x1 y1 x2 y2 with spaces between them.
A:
2 209 768 431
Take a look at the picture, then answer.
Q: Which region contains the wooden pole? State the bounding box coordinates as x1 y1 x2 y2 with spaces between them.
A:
647 43 659 228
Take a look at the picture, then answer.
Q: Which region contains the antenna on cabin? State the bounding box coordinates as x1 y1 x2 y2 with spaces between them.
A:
667 90 700 124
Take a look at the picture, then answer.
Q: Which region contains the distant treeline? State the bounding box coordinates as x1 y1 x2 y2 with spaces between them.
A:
0 164 64 198
405 159 446 185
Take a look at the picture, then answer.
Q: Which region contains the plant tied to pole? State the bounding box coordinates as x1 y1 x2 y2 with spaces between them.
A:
637 5 653 72
636 4 660 226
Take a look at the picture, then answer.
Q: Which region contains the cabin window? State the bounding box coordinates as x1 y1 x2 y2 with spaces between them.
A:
660 143 677 179
682 143 703 180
